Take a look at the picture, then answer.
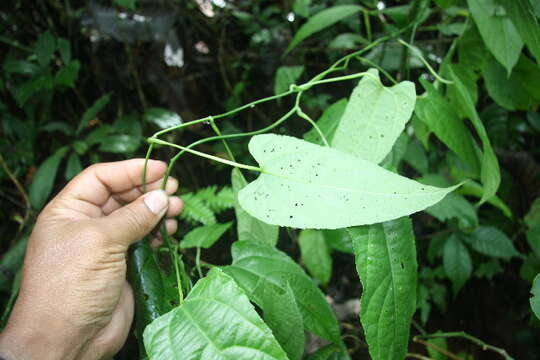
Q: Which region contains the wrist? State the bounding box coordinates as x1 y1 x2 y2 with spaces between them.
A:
0 318 87 360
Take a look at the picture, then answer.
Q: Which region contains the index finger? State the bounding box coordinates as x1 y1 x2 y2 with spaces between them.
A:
58 159 168 208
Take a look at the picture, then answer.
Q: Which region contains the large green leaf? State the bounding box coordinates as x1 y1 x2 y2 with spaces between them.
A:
501 0 540 66
262 283 305 360
331 69 416 164
415 80 480 175
64 151 83 181
222 241 342 345
446 64 500 204
180 222 232 249
483 55 540 111
299 229 332 284
285 5 364 53
349 217 417 360
143 268 288 360
531 273 540 320
29 146 69 209
76 93 112 135
239 134 458 229
467 0 523 74
231 169 279 246
457 180 512 218
304 98 348 146
463 226 519 259
443 234 472 296
274 66 304 95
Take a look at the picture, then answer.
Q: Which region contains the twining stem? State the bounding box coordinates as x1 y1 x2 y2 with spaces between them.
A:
195 247 203 278
161 107 297 184
148 138 262 173
209 117 237 162
172 244 184 304
413 337 463 360
397 39 453 84
414 333 514 360
294 92 329 146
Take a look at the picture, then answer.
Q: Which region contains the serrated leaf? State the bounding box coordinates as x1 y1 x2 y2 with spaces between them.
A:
416 79 480 175
180 193 216 225
29 146 69 209
239 134 458 229
180 222 232 249
222 241 342 345
285 5 364 53
76 93 112 135
446 64 500 204
64 152 82 180
304 98 347 145
262 283 305 360
443 234 472 296
483 55 540 111
349 217 417 360
274 66 304 95
467 0 523 74
299 229 332 284
501 0 540 66
531 273 540 320
144 108 182 129
232 168 278 245
331 69 416 164
35 31 56 67
464 226 519 259
143 268 288 360
425 193 478 230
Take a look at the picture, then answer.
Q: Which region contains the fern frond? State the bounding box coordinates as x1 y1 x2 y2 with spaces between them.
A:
180 193 216 225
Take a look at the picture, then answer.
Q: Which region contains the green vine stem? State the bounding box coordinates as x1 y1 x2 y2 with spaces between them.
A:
397 38 453 84
148 138 262 173
414 333 515 360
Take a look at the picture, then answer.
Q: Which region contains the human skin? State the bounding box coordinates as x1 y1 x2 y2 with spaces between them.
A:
0 159 183 360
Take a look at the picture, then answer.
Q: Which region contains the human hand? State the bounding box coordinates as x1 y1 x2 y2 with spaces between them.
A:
0 159 182 360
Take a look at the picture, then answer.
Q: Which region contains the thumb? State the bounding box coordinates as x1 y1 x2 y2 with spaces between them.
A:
101 190 169 247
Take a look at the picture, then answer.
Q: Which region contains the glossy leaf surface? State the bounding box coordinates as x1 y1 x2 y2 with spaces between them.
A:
446 64 500 203
29 146 69 209
415 79 480 175
501 0 540 66
180 222 232 249
143 268 288 360
467 0 523 74
262 283 305 360
286 5 364 53
239 134 458 229
349 217 417 360
331 69 416 164
222 241 342 345
464 226 519 259
232 169 278 246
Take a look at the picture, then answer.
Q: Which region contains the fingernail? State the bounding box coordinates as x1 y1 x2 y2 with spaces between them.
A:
144 190 168 214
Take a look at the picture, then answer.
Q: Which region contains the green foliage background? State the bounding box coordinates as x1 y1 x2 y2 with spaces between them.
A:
1 0 540 359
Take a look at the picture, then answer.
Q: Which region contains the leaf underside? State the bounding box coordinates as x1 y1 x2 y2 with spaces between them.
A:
239 134 458 229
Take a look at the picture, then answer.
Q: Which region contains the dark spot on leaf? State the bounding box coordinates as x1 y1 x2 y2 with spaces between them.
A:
400 262 405 270
143 293 149 301
289 215 293 219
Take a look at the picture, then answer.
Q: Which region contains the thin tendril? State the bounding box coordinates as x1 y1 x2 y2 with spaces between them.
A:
398 38 453 84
